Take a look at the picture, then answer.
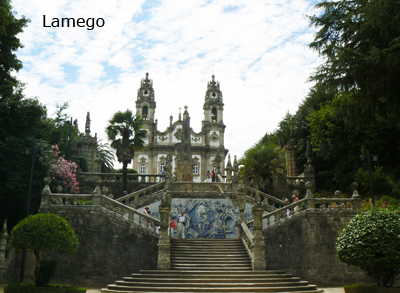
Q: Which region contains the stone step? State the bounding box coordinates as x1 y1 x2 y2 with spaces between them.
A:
171 265 251 271
104 284 321 292
139 270 287 275
171 258 251 263
171 256 251 261
124 276 302 283
171 248 247 253
115 281 310 287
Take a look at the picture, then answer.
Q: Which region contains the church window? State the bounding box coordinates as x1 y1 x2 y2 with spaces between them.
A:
211 108 217 122
140 164 146 174
193 164 199 174
142 106 148 120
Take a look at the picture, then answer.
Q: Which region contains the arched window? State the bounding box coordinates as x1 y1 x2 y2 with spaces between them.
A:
211 108 217 122
142 106 148 120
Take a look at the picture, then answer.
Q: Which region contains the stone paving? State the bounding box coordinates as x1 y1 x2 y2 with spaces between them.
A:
0 285 345 293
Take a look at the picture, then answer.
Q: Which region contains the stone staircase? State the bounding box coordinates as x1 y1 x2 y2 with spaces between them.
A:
101 239 323 292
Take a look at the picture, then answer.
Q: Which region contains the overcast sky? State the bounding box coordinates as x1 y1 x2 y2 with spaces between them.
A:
12 0 321 165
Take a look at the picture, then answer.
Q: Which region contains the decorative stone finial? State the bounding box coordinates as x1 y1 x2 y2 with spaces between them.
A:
334 190 342 198
305 181 313 198
85 112 91 136
169 115 173 127
226 154 233 170
351 182 360 198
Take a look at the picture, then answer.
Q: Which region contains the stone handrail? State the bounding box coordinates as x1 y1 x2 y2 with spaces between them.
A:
101 195 160 226
244 185 286 206
239 221 254 259
246 197 361 227
116 182 165 205
170 182 234 196
78 172 164 183
40 178 161 233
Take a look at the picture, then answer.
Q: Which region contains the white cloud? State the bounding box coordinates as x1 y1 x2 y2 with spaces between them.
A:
12 0 321 164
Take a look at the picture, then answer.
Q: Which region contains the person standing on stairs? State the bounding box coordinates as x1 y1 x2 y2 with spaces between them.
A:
169 215 176 238
177 211 187 238
141 206 150 228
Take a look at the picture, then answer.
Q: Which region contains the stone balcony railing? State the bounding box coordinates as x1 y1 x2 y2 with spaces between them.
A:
40 177 161 236
78 172 165 183
245 182 362 229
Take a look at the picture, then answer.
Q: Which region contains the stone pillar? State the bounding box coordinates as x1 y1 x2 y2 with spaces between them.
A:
237 182 246 223
351 182 362 211
0 220 8 282
225 154 233 182
251 201 266 271
40 177 52 210
157 202 171 270
92 177 102 205
305 181 314 209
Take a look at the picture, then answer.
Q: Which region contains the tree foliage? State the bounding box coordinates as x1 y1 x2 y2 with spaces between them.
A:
96 139 115 173
239 139 286 196
336 208 400 287
106 110 146 190
10 213 79 286
0 88 52 228
0 0 29 98
49 102 81 158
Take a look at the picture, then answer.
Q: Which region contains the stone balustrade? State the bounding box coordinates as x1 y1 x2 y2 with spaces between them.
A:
243 185 285 211
246 182 362 229
238 221 254 259
170 182 235 198
78 172 165 183
116 182 165 206
40 177 160 234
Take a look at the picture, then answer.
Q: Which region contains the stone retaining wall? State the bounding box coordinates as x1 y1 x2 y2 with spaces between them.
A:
41 206 158 287
263 209 372 286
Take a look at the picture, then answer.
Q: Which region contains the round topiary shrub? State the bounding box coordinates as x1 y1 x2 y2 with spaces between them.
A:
336 208 400 287
10 213 79 286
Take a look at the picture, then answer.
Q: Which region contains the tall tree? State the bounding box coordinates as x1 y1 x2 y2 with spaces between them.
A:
0 0 29 98
106 110 146 190
308 0 400 120
0 88 52 228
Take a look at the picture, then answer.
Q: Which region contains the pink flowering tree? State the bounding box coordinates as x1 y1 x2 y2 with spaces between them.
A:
49 145 79 193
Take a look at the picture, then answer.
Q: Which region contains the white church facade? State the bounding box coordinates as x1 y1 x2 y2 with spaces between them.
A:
133 73 229 182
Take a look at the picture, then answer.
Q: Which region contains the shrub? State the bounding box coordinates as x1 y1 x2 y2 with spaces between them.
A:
344 283 400 293
336 208 400 287
10 213 79 286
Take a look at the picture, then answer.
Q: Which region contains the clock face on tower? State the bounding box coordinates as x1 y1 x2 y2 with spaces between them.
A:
209 92 218 99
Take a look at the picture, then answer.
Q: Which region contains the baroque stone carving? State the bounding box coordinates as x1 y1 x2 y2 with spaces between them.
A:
159 136 168 142
192 137 200 142
210 132 219 142
174 129 182 140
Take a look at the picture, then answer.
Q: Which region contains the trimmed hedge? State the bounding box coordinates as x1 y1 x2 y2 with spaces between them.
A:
4 283 86 293
345 284 400 293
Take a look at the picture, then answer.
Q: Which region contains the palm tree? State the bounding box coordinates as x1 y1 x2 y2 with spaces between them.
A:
106 110 146 190
96 139 115 173
239 141 286 196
